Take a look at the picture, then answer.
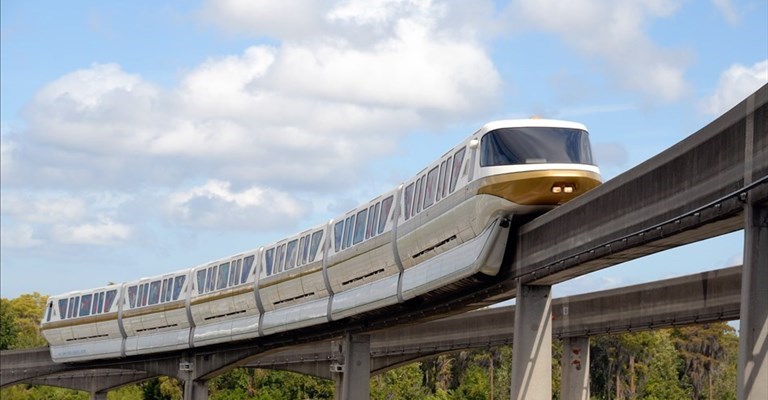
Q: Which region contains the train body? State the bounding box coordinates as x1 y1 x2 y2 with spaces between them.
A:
40 119 602 362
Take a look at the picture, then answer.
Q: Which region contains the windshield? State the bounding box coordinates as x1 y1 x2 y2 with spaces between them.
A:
480 127 594 167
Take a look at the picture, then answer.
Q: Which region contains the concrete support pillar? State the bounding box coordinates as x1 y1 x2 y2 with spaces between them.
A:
183 379 208 400
90 391 108 400
334 333 371 400
737 202 768 400
561 337 590 400
510 283 552 400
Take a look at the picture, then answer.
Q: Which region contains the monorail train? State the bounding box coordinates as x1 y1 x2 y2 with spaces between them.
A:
40 119 602 362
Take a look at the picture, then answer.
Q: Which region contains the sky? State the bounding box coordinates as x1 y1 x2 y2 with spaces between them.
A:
1 0 766 302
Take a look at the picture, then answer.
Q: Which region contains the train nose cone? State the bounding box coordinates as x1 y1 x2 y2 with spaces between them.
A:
477 170 602 205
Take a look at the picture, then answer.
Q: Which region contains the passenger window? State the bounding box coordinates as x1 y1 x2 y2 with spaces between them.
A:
285 240 299 270
334 222 344 252
104 290 117 312
79 294 92 317
437 160 448 201
353 209 367 245
366 204 376 240
265 248 275 276
91 293 100 315
161 279 169 303
97 292 105 314
379 196 394 234
404 183 415 220
309 230 323 262
276 244 286 273
230 259 241 287
298 236 306 266
341 216 351 250
165 279 173 302
414 176 424 215
72 297 80 318
301 235 310 265
67 297 75 318
129 286 138 307
209 266 219 291
424 166 439 209
46 302 53 322
173 276 186 300
137 285 145 307
58 299 68 320
345 215 356 249
442 156 452 198
450 148 465 193
149 281 161 305
242 255 254 282
196 270 206 294
217 262 230 290
371 203 381 238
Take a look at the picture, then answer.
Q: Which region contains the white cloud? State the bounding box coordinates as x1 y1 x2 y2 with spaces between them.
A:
711 0 740 25
165 180 307 230
51 217 133 245
508 0 690 102
0 225 43 248
1 193 87 224
700 60 768 116
9 1 499 194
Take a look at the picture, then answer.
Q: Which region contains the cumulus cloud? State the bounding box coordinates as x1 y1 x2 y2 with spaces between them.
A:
1 193 87 224
700 60 768 116
0 225 43 248
711 0 740 25
51 217 133 245
507 0 690 102
165 180 307 230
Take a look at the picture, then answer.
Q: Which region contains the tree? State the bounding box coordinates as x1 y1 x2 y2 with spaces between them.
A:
672 323 735 400
0 298 19 350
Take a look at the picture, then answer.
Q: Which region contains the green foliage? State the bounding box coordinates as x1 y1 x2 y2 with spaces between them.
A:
0 385 88 400
371 363 429 400
0 298 19 350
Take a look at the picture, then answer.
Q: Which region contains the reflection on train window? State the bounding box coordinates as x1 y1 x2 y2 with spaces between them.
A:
301 235 310 265
424 166 439 209
149 281 161 305
142 283 150 306
379 196 393 234
161 280 169 303
129 286 138 307
309 230 323 262
413 177 423 217
286 240 298 270
98 292 105 313
372 202 381 236
91 293 100 315
265 248 275 276
437 160 448 202
450 148 465 193
276 244 286 273
210 266 219 292
173 276 185 300
47 302 53 322
353 209 367 245
334 222 344 252
104 290 117 312
366 204 376 240
72 297 80 318
164 279 172 302
58 299 68 320
79 294 92 317
441 156 452 198
242 255 254 282
67 298 75 319
404 183 414 220
229 259 240 287
137 285 144 307
217 262 229 290
197 270 206 294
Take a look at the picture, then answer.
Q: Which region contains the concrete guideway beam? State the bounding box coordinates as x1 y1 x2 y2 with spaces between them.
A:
738 202 768 400
510 283 552 400
561 337 590 400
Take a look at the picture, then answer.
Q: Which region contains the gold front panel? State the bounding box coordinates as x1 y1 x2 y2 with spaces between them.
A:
477 170 602 205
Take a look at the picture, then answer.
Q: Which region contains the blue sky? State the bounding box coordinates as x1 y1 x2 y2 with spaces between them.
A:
1 0 766 300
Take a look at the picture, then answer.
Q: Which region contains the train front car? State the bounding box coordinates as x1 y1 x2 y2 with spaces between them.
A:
395 119 601 301
473 119 601 212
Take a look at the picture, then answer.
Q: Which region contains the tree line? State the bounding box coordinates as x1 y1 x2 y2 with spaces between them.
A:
1 292 738 399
